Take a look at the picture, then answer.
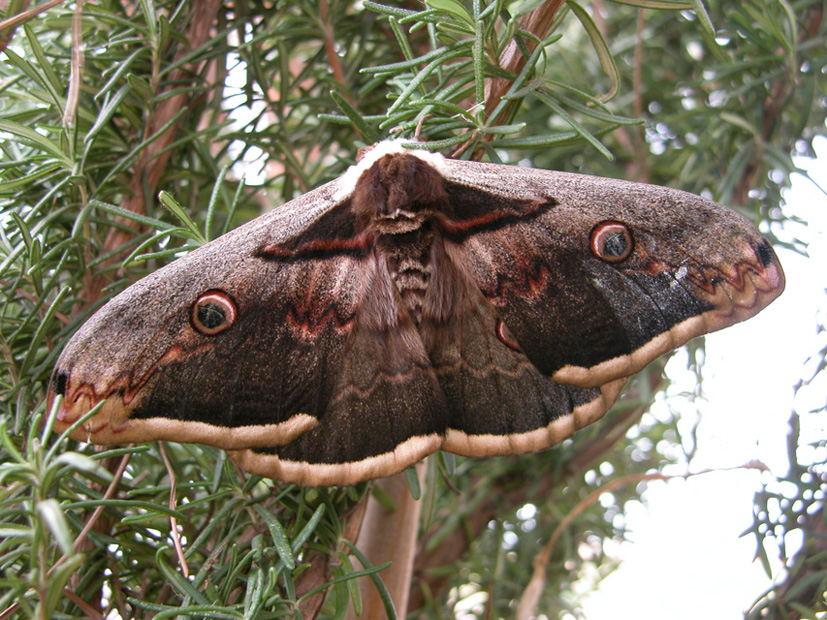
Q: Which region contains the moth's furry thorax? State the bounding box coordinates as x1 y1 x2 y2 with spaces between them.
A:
353 152 456 327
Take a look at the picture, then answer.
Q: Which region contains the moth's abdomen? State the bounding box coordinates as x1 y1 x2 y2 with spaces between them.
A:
389 262 432 325
377 228 436 325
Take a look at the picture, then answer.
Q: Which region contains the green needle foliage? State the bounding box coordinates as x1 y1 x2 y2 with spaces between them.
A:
0 1 824 619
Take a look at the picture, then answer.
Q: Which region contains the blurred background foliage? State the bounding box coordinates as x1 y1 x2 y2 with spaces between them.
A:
0 0 824 618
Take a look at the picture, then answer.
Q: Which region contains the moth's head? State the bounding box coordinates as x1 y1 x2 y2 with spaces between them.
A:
352 153 450 224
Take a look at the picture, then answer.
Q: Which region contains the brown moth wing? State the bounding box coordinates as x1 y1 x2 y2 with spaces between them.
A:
230 255 450 486
420 240 626 457
436 157 785 389
50 179 366 451
51 153 454 486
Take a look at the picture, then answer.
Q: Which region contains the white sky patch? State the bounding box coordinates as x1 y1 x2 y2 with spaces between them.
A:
581 135 827 619
223 47 269 186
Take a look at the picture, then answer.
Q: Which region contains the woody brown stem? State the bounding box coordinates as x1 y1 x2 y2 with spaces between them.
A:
733 4 822 206
407 394 654 612
81 0 223 306
483 0 566 128
345 468 424 620
296 493 369 619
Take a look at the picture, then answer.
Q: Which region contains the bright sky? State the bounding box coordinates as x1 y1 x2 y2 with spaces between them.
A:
580 136 827 618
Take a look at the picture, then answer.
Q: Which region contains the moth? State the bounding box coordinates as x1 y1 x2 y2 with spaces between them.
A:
49 141 785 486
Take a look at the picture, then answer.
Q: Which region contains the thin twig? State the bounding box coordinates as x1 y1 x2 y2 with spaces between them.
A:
82 0 224 306
61 588 104 620
320 0 348 97
733 3 822 205
0 0 64 52
0 279 72 325
592 1 648 182
49 451 132 576
159 442 189 578
62 0 84 127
